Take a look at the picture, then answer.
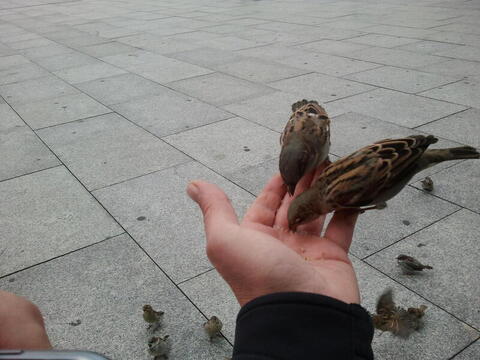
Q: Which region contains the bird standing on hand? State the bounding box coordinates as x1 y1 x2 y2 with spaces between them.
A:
397 254 433 274
288 135 479 230
279 99 331 195
143 305 164 332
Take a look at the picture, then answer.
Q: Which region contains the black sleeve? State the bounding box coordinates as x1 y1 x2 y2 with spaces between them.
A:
232 292 374 360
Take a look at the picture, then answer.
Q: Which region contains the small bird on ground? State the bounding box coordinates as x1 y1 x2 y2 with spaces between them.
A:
421 176 434 192
371 288 427 338
288 135 479 230
143 305 164 331
204 316 223 341
279 99 331 195
148 335 170 359
397 254 433 274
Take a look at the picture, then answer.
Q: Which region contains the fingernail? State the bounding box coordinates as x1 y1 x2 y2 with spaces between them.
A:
187 182 199 200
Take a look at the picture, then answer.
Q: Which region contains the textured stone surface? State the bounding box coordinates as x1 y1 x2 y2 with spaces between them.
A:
13 93 111 129
164 117 279 174
326 88 466 128
0 234 233 359
0 166 121 276
37 113 189 190
350 186 459 258
93 161 253 283
353 257 479 360
0 104 59 181
366 209 480 328
420 79 480 108
112 92 233 137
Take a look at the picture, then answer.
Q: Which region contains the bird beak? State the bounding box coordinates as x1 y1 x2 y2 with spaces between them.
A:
287 184 296 196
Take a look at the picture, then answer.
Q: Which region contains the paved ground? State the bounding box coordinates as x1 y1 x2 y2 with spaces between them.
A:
0 0 479 359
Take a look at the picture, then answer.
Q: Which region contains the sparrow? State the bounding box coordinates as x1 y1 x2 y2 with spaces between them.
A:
371 288 427 338
421 176 434 192
279 99 331 195
397 254 433 274
143 305 164 331
204 316 223 341
288 135 479 230
148 335 170 359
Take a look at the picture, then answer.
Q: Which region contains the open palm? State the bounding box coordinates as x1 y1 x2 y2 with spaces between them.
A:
187 170 361 307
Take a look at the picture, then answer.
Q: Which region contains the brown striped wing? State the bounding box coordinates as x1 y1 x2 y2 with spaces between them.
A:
323 136 436 208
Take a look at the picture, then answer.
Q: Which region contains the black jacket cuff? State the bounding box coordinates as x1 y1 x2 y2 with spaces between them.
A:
232 292 374 360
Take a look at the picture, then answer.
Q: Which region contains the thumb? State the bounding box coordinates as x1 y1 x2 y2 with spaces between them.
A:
187 180 239 236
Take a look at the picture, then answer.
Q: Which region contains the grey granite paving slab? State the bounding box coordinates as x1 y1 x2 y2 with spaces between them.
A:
412 160 480 213
195 35 269 51
419 79 480 108
366 209 480 328
166 47 247 68
8 37 55 50
0 103 59 181
295 39 371 55
434 45 480 62
168 73 276 106
0 54 30 70
0 76 79 105
112 92 233 137
118 34 202 54
223 91 300 132
343 46 449 69
454 340 480 359
423 31 480 47
225 157 279 196
93 161 253 283
34 51 100 71
350 186 459 258
417 108 480 148
270 72 375 102
19 43 74 59
344 66 459 94
235 44 313 61
76 73 167 105
58 34 111 48
0 62 49 85
180 269 239 342
360 24 438 39
214 57 309 83
101 50 213 83
417 59 480 78
54 62 128 84
277 52 381 77
326 88 466 128
78 41 139 58
164 117 279 174
395 40 464 55
37 113 189 190
13 93 111 130
0 166 121 276
0 234 233 359
352 257 479 359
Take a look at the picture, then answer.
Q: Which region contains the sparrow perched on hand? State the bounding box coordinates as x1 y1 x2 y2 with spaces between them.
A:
397 254 433 274
148 335 170 359
371 288 427 338
288 135 479 230
421 176 434 192
143 305 164 331
203 316 223 341
279 99 331 195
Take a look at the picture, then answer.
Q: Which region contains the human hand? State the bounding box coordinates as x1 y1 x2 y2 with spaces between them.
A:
187 168 361 307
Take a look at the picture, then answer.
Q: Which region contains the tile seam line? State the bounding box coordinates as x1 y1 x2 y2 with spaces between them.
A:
448 338 480 360
177 267 215 286
0 163 62 184
0 232 126 281
412 107 472 129
32 110 114 131
361 207 463 261
359 258 480 333
1 101 231 342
